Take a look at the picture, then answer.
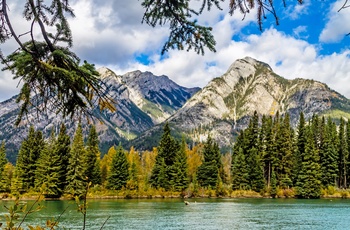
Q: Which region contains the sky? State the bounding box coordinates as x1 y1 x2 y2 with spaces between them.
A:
0 0 350 102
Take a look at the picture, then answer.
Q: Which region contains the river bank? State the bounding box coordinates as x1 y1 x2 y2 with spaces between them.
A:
2 186 350 200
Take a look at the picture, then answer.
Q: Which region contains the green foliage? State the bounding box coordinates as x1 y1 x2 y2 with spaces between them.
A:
85 125 102 185
1 1 115 125
197 136 223 187
168 137 189 191
65 124 87 197
295 126 321 198
35 130 62 198
106 144 130 190
141 0 217 55
54 123 71 195
150 123 184 190
13 126 44 193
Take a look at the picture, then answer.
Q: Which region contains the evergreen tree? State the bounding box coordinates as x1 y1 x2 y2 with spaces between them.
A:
14 126 44 192
0 163 14 193
35 130 62 198
85 125 102 185
107 143 130 190
270 169 277 198
338 117 348 188
260 115 273 188
231 144 249 190
295 126 321 198
0 142 8 181
65 124 87 197
150 123 179 189
169 137 189 191
293 111 306 186
320 117 338 187
197 136 223 188
55 124 71 193
244 111 265 192
2 0 115 125
275 114 294 188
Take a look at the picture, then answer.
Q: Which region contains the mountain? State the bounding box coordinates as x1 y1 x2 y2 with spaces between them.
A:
131 57 350 149
0 69 200 163
2 56 350 162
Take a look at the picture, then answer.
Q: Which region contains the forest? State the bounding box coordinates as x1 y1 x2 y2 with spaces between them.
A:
0 111 349 199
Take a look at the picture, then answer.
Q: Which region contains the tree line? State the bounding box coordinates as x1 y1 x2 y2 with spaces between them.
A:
0 111 349 198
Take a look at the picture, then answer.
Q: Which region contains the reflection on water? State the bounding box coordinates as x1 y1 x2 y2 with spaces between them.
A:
1 198 350 229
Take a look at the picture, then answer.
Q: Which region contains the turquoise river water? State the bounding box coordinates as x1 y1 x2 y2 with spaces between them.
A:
1 198 350 229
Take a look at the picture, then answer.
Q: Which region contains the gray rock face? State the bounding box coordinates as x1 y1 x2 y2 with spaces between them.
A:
0 68 199 162
165 57 350 147
1 56 350 161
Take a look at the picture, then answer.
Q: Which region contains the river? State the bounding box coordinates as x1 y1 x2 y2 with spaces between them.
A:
1 198 350 229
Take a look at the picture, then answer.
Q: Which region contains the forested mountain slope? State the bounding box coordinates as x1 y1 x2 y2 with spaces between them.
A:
0 69 199 163
132 57 350 149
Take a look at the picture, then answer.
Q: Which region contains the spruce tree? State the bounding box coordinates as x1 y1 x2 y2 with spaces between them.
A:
55 124 71 193
293 111 306 186
275 114 294 188
169 137 189 191
150 123 179 189
260 115 273 188
197 136 223 188
338 117 348 188
35 131 62 198
85 125 102 185
14 126 44 192
244 111 265 191
65 124 87 197
295 126 321 198
320 117 338 187
231 145 249 190
107 143 130 190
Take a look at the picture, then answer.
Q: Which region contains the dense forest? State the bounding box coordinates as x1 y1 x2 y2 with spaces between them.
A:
0 111 349 199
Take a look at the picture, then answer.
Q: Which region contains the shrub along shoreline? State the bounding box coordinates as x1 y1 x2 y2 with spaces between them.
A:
2 186 350 200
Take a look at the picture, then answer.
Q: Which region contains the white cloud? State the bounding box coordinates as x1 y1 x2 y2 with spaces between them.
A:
320 0 350 43
1 0 350 103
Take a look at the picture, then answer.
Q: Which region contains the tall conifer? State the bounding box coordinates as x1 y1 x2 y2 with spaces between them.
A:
197 136 223 187
65 123 87 197
85 125 102 185
107 143 129 190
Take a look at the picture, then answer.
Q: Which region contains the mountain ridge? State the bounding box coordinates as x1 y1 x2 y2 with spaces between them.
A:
1 57 350 162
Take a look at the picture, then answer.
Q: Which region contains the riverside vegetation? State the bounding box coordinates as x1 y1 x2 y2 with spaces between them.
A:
1 111 350 228
0 111 350 200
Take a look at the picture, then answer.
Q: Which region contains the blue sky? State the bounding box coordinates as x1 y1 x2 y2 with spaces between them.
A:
0 0 350 101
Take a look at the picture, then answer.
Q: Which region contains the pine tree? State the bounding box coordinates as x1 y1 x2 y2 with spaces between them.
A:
54 124 71 194
2 1 115 125
275 114 294 188
150 123 179 189
338 117 348 188
231 140 249 190
295 126 321 198
197 136 223 188
65 124 87 197
85 125 102 185
107 143 130 190
293 111 306 186
169 137 189 191
320 117 338 187
244 111 265 192
259 115 273 188
35 130 62 198
101 146 117 185
14 126 44 192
